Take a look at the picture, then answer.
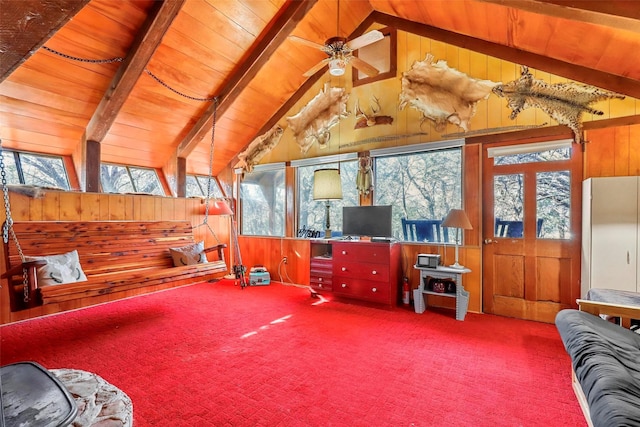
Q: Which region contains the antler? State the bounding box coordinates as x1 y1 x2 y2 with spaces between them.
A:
354 99 367 120
370 95 380 115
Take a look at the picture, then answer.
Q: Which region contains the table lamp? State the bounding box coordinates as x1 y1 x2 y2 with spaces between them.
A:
313 168 342 238
442 208 472 269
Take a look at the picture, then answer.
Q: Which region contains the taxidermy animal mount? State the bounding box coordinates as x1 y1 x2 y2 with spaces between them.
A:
286 83 349 153
398 54 499 132
493 66 626 143
236 124 284 173
354 96 393 129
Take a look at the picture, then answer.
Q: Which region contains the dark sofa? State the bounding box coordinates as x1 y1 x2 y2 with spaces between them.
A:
555 309 640 427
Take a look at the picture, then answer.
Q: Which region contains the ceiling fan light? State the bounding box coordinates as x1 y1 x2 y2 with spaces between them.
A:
329 58 346 76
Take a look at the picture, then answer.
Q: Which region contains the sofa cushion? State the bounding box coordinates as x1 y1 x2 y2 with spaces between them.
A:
169 241 208 266
24 250 88 287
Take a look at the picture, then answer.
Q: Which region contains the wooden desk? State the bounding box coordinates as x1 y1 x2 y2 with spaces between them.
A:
413 265 471 321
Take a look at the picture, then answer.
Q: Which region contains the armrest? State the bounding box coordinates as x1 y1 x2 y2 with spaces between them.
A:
203 244 227 263
577 299 640 328
203 243 227 252
1 260 47 279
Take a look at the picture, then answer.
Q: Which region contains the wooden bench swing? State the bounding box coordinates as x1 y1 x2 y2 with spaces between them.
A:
0 102 231 312
2 220 228 311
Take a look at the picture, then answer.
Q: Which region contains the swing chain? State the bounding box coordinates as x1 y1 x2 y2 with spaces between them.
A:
0 145 30 302
202 97 219 227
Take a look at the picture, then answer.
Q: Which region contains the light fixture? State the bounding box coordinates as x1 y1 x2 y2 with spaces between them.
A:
329 58 346 76
313 168 343 238
208 199 233 216
442 209 473 269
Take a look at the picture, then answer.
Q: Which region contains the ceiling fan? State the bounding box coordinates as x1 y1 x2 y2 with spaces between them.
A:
290 0 384 78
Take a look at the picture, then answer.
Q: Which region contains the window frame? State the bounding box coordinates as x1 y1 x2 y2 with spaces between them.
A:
100 163 165 195
0 149 71 190
370 140 464 243
237 163 287 237
292 153 359 238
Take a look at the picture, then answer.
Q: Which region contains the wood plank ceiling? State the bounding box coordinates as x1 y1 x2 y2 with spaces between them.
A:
1 0 639 179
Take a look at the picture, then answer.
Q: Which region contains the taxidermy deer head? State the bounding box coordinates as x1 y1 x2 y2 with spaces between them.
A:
353 96 393 129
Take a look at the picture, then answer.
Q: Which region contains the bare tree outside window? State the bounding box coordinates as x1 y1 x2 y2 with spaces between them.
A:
240 169 285 236
297 161 358 237
2 151 70 190
374 148 462 241
100 164 164 195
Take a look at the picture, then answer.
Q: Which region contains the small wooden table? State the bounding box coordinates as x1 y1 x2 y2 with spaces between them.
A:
413 265 471 321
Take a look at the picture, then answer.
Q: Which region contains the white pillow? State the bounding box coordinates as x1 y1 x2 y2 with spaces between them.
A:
24 250 88 287
169 241 208 266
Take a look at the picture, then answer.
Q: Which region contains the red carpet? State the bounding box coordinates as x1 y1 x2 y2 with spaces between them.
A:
1 281 586 426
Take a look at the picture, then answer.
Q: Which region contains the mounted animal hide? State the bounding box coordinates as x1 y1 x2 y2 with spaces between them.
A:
236 124 284 173
286 84 349 153
493 66 626 143
398 54 499 132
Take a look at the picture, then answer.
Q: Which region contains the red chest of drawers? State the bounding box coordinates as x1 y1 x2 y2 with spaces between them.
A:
310 240 401 307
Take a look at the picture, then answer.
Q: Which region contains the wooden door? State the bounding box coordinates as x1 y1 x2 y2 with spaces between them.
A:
482 139 582 323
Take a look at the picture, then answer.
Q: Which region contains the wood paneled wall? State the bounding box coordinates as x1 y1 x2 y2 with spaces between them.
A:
237 143 483 314
584 124 640 178
0 191 231 324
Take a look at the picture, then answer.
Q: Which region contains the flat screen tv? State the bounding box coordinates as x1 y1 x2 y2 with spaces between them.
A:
342 205 393 238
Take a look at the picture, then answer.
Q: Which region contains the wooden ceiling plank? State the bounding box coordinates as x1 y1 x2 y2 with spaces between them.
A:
85 0 185 142
476 0 640 34
0 0 90 82
371 11 640 99
177 0 319 158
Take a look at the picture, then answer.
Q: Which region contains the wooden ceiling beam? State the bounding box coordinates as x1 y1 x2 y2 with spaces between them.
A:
0 0 90 82
86 0 185 142
475 0 640 33
371 11 640 99
176 0 319 158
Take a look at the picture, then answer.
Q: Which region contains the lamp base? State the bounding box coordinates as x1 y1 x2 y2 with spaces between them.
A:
324 229 332 238
448 262 466 270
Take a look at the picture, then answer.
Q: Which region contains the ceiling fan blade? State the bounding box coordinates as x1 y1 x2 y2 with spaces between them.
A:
289 35 326 50
303 58 331 77
347 30 384 51
350 57 380 77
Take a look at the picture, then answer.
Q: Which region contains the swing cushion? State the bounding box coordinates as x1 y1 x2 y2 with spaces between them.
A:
169 241 209 266
24 250 88 287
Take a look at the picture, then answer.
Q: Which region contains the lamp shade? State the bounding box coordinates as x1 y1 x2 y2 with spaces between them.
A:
209 199 233 216
328 58 346 76
442 209 472 230
313 169 343 200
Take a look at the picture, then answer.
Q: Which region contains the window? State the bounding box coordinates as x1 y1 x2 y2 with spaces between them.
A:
297 160 358 237
100 164 164 195
240 167 285 236
0 149 70 190
372 143 462 242
489 139 573 240
186 175 223 198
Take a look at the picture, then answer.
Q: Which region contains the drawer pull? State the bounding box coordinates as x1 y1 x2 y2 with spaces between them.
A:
319 284 323 288
372 270 377 275
341 267 346 272
372 287 377 292
342 250 347 255
318 277 323 282
341 283 347 288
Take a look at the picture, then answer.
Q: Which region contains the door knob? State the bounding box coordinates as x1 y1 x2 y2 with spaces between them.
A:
484 239 497 244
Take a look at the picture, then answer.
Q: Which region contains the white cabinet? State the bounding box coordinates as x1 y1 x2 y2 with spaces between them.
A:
582 176 640 297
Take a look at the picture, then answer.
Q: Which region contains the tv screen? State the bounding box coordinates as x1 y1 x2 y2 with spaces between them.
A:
342 205 393 238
